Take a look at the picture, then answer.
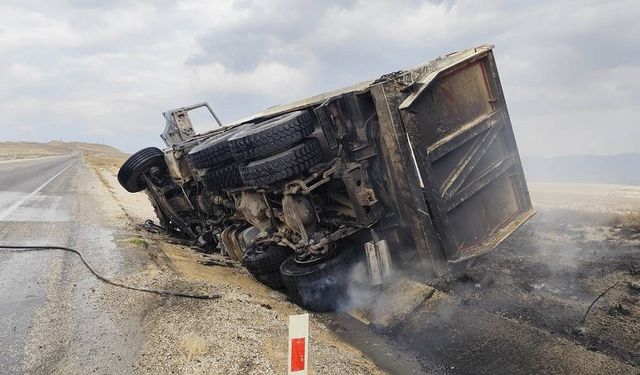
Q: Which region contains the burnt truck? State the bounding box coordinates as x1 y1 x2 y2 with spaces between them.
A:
118 45 534 311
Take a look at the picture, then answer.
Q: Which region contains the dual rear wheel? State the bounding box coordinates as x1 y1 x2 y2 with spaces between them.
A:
243 242 359 312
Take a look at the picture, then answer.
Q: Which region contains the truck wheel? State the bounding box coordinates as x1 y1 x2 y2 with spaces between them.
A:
118 147 166 193
243 244 290 290
187 131 237 169
253 271 285 289
200 163 242 191
243 244 291 275
228 110 315 161
279 246 359 312
239 138 322 186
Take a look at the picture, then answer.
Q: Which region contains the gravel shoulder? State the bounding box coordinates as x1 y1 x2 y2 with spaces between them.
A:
389 183 640 374
87 155 387 374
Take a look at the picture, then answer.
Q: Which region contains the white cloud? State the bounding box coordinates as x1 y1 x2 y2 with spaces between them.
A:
0 0 637 156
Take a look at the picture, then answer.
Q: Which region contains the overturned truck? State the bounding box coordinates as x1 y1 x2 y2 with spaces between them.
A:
118 45 534 311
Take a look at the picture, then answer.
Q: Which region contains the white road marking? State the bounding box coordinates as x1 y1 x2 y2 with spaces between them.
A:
0 159 76 222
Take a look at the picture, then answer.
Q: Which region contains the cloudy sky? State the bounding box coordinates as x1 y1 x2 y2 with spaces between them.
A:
0 0 638 156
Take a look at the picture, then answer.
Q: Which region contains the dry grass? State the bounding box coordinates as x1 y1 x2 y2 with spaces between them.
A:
126 237 149 248
608 211 640 232
84 154 127 171
0 141 126 161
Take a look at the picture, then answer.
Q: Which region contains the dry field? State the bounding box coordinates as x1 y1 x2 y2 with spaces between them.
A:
413 182 640 372
0 140 124 159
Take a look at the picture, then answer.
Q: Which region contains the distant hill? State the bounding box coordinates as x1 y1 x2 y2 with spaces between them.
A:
0 141 126 160
522 153 640 186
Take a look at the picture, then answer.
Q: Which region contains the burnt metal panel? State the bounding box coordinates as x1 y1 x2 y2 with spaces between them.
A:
370 83 448 277
398 48 534 262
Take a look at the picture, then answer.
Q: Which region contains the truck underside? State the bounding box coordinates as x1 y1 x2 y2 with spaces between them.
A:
117 45 534 311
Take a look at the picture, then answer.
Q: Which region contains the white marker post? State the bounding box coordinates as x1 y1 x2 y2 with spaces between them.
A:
288 313 309 375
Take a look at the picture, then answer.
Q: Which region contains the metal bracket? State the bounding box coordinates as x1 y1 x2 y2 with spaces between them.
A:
283 157 342 196
364 239 392 285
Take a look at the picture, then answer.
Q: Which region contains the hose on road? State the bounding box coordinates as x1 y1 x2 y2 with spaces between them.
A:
582 280 620 323
0 245 221 300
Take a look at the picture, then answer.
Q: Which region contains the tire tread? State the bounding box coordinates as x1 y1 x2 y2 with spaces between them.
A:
239 139 321 186
229 111 315 161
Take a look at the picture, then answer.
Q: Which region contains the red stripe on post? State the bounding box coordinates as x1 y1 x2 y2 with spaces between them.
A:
290 337 306 371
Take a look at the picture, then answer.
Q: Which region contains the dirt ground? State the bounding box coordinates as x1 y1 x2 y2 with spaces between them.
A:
87 155 387 374
382 183 640 374
87 152 640 374
477 183 640 364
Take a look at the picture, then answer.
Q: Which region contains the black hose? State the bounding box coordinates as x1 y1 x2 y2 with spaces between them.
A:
0 245 221 300
582 281 620 323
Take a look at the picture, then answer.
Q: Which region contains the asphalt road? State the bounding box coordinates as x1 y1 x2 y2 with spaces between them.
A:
0 156 153 374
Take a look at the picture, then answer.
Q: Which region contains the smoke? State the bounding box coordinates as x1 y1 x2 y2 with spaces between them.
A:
337 261 373 312
336 249 442 336
324 188 640 370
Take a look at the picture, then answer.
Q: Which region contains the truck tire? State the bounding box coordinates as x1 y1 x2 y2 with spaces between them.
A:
118 147 166 193
279 246 359 312
200 163 242 191
228 111 315 161
187 131 237 169
243 244 291 275
239 138 322 186
253 271 285 289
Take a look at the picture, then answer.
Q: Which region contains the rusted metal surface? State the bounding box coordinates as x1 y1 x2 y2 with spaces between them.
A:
162 102 224 147
397 47 534 262
220 224 247 261
370 83 449 276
